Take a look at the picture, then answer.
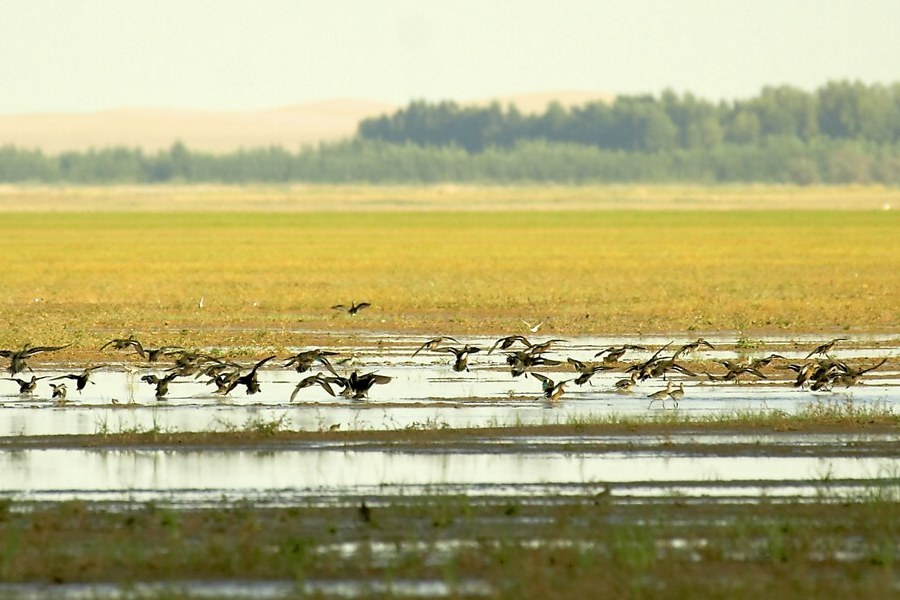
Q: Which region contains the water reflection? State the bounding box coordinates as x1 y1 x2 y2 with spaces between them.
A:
0 579 493 599
1 447 896 503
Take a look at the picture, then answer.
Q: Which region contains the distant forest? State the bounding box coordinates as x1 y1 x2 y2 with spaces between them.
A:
2 81 900 184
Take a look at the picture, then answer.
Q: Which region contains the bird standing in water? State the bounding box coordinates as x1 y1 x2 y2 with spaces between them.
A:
50 382 68 403
647 381 674 408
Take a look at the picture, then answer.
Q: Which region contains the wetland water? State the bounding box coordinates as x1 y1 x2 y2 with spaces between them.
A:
1 334 899 596
1 334 898 502
1 444 898 504
1 333 898 436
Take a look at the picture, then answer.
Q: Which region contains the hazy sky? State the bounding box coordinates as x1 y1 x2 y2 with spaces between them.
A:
1 0 897 114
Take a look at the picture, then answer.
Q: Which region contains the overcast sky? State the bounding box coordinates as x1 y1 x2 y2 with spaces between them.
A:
1 0 897 114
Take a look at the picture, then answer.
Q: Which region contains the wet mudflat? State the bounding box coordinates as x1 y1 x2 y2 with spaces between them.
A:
1 334 898 597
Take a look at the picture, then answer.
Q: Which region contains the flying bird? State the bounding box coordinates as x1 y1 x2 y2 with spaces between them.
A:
531 373 570 402
521 319 543 333
0 343 72 375
411 336 459 358
332 301 371 316
3 375 49 394
290 374 336 402
141 372 179 399
805 338 848 359
436 344 481 372
50 382 68 402
52 365 106 393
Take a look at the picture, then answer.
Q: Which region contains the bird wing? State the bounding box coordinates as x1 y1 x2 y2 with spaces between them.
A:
22 343 73 357
858 357 889 375
566 357 585 369
531 373 551 384
411 340 435 357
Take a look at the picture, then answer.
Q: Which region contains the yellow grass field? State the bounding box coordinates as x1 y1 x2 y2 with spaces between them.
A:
0 185 898 356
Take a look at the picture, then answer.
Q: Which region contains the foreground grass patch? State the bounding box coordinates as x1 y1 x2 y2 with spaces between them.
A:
0 494 897 598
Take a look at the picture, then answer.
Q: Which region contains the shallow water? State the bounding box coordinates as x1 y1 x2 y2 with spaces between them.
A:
1 338 898 437
0 579 493 599
1 333 898 508
1 445 897 504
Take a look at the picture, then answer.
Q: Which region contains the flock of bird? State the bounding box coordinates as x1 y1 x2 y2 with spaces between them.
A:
0 332 892 408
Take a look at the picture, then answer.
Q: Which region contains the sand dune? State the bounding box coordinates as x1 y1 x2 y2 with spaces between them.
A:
0 92 612 154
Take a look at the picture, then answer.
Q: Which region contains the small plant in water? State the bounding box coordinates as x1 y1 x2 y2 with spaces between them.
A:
403 418 451 431
243 413 290 435
735 336 764 350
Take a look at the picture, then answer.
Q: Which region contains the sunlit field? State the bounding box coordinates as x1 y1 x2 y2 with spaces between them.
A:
0 185 898 356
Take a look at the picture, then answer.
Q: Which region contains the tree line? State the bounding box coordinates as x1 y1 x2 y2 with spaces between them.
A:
358 81 900 152
0 81 898 185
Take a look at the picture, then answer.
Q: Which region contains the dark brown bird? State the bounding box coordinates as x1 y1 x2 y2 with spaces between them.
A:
135 343 185 362
531 373 569 402
594 344 647 363
141 372 178 399
325 369 392 400
283 348 339 373
332 301 371 316
526 339 567 355
99 336 142 353
437 345 481 372
1 343 72 375
749 354 785 370
227 355 277 395
707 363 767 383
290 374 337 402
488 335 532 355
411 336 459 357
624 342 673 379
52 365 106 393
815 357 889 390
3 375 49 394
805 338 847 359
506 351 562 378
645 358 696 380
673 338 715 359
566 357 614 386
50 382 68 402
781 361 818 388
359 500 372 523
206 372 240 395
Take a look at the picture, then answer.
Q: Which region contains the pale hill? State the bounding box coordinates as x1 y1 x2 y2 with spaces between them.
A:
0 92 613 154
0 99 396 154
